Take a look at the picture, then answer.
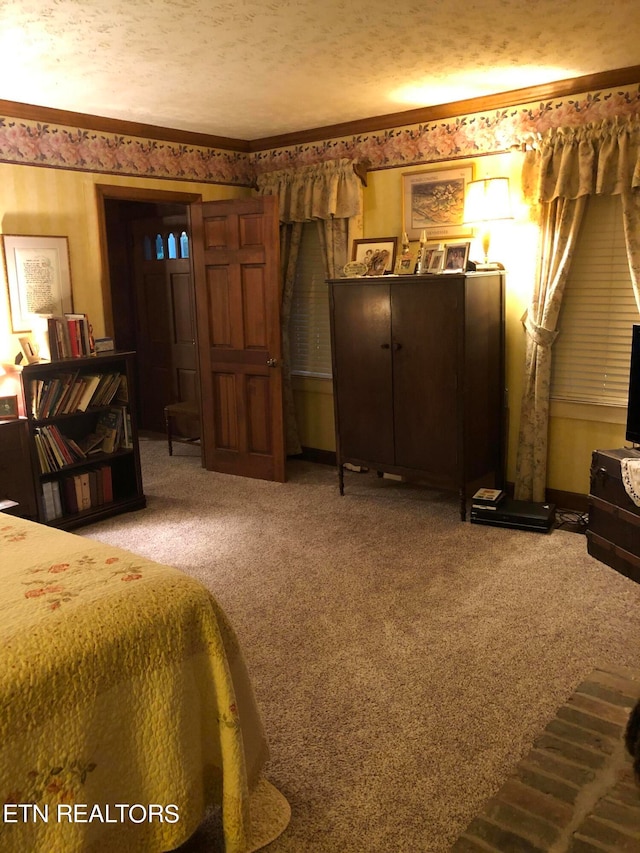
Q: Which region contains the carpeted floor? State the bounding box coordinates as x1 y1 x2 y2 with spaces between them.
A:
79 438 640 852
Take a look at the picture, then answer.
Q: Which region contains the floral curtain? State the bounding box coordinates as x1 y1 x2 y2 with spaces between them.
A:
316 218 350 279
256 158 363 222
279 222 304 456
257 159 364 457
516 116 640 500
515 197 586 500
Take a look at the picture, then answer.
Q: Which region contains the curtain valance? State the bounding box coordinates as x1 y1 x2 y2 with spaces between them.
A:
522 116 640 203
256 158 363 222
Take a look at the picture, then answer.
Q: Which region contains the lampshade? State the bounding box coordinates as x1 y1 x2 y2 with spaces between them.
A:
463 177 512 268
463 177 512 224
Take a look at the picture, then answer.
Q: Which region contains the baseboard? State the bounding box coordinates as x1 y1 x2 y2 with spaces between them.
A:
545 488 589 512
294 447 337 467
291 465 588 511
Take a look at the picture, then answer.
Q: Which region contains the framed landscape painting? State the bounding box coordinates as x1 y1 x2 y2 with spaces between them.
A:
402 167 474 241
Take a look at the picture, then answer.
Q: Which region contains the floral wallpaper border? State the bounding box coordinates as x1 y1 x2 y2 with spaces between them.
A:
1 83 640 186
0 119 254 185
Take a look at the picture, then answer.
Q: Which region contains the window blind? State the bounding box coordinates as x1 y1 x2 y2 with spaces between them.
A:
551 194 639 406
290 222 332 378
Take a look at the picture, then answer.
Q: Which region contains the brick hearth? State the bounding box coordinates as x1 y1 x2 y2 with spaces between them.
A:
452 666 640 852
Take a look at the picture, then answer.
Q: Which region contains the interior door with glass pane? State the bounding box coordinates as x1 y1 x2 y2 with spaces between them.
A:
132 217 197 433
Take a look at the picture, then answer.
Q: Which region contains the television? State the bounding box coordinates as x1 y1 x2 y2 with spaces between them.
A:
626 323 640 445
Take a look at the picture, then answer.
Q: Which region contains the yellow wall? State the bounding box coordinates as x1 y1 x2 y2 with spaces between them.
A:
293 151 628 495
1 159 628 496
0 163 248 363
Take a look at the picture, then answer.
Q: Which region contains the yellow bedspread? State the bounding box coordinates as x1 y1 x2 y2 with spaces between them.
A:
0 515 271 853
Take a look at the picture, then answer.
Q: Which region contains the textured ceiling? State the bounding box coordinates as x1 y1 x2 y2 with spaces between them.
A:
0 0 638 141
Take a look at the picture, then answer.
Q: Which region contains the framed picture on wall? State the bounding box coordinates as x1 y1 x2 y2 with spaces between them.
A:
2 234 73 332
402 166 474 241
352 237 397 276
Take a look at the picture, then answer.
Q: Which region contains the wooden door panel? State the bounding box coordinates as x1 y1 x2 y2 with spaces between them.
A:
330 282 394 465
246 374 271 454
207 272 233 347
192 195 284 481
239 213 265 247
204 216 230 249
242 266 268 349
212 372 239 450
177 368 198 402
392 279 458 479
171 273 194 343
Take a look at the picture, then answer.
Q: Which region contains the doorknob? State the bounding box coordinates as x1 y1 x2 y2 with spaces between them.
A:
266 358 278 367
392 342 403 351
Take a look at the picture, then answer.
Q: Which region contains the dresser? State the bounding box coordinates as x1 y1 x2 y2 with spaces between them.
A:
328 272 505 519
587 447 640 583
0 418 38 519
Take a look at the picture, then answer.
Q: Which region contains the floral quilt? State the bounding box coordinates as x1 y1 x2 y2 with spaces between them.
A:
0 516 269 852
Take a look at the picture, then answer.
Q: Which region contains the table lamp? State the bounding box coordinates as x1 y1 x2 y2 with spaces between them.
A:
463 177 512 269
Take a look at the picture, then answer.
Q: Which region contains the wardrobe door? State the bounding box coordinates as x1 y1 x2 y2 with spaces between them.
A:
391 278 459 485
331 282 395 465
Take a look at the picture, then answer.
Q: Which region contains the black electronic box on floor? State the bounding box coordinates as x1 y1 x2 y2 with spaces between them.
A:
470 497 556 533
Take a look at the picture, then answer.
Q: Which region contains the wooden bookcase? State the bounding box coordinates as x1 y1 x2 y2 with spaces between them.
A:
21 351 146 529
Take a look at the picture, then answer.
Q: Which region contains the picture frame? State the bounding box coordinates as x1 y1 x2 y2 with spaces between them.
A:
402 166 474 241
417 242 442 274
0 395 19 421
443 241 471 273
2 234 73 333
428 249 445 273
395 253 415 275
18 334 40 364
352 237 397 276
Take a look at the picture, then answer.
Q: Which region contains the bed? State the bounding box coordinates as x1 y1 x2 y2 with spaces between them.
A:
0 515 288 852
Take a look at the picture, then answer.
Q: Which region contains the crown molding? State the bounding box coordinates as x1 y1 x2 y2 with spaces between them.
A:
248 65 640 152
0 99 250 152
2 65 639 158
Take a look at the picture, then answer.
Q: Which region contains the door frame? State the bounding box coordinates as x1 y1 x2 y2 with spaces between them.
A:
95 184 202 340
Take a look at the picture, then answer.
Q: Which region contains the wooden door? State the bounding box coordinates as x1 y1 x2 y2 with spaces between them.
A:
391 278 459 486
329 281 395 465
190 195 285 482
131 217 197 433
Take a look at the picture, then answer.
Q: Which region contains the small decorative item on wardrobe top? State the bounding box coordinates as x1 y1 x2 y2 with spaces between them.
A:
351 237 397 276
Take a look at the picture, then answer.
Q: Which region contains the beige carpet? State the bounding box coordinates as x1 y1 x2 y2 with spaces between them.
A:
79 438 640 852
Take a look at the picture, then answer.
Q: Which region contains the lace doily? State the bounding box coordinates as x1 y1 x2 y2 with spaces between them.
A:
620 458 640 507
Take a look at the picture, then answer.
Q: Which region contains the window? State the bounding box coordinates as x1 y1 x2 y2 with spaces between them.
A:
551 194 639 406
290 223 332 378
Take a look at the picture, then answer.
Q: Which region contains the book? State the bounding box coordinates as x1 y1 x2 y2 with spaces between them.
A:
101 464 113 503
78 472 91 510
41 481 55 521
95 407 122 453
76 375 102 411
62 476 78 514
471 488 506 509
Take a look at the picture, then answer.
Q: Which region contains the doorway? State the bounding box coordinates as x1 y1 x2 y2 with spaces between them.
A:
97 186 201 438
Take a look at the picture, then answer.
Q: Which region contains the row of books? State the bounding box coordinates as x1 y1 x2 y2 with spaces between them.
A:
41 466 114 521
47 313 95 360
34 407 132 474
30 371 127 420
